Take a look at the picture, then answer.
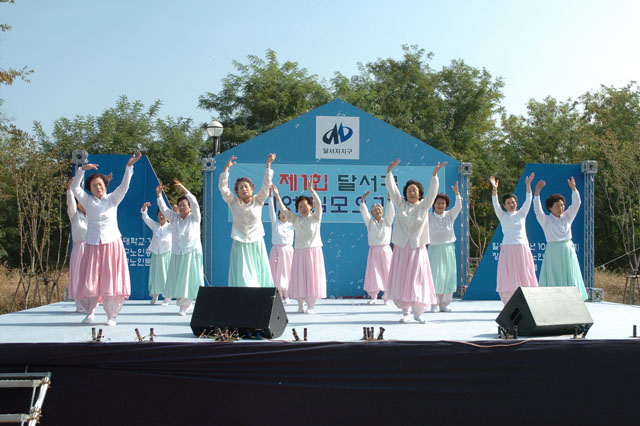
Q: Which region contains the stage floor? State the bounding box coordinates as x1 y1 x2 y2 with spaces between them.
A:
1 298 639 343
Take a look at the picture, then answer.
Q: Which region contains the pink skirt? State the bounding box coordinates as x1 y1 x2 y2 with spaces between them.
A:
76 239 131 300
496 244 538 293
289 247 326 299
364 245 392 293
68 241 85 299
269 244 294 292
386 244 437 307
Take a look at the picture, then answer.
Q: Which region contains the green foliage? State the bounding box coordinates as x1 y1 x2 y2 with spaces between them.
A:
39 96 206 201
581 84 640 272
198 49 331 148
2 44 640 275
331 46 505 257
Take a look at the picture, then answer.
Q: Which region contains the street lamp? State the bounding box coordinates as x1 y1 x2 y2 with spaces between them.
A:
206 120 224 156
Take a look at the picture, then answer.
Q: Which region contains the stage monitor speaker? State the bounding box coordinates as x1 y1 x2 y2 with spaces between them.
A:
190 287 288 339
496 286 593 337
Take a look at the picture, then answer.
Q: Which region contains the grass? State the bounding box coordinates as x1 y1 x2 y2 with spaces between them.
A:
594 268 628 303
0 265 69 315
0 266 634 315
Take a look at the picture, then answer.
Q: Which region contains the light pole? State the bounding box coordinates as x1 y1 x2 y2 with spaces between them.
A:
206 120 224 156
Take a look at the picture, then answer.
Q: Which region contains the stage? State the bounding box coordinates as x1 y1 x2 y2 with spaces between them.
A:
1 299 639 425
0 298 639 343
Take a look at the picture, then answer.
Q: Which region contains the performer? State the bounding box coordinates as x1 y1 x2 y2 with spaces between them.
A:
272 179 326 314
359 191 394 304
141 202 172 305
428 182 462 312
157 180 204 315
386 159 444 323
66 178 88 313
490 173 538 304
533 177 587 300
219 154 276 288
71 153 141 326
268 186 294 304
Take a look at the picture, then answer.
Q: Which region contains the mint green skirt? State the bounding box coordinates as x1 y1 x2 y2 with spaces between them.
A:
228 239 274 287
164 249 204 299
539 240 587 300
148 251 171 295
428 242 457 294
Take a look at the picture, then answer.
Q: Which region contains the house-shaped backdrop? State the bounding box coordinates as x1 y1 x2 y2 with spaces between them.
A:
203 99 462 297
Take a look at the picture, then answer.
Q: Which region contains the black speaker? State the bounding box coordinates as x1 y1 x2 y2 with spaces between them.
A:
190 287 288 339
496 287 593 336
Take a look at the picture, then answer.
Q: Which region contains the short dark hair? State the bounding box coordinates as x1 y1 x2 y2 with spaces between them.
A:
545 194 565 212
295 195 313 211
234 177 255 194
177 195 190 207
403 180 424 201
84 173 109 192
433 193 450 208
501 193 518 207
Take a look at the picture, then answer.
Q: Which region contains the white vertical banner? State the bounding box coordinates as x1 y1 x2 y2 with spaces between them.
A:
315 116 360 160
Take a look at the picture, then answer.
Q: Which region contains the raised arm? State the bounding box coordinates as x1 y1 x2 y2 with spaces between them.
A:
385 159 403 206
141 202 160 232
490 176 504 219
563 177 581 223
66 178 78 219
268 186 277 223
175 179 200 223
423 162 446 208
449 181 462 221
384 193 395 226
156 183 175 221
111 153 140 206
218 155 237 204
272 185 294 222
533 179 546 216
71 165 95 205
359 191 372 226
519 172 535 217
309 178 323 222
254 153 276 205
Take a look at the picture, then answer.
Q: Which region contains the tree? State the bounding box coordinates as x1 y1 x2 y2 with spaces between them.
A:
198 49 331 149
331 45 504 159
0 125 68 309
38 96 207 201
1 0 34 117
581 83 640 272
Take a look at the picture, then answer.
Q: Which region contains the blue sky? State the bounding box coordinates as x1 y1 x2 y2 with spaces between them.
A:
2 0 639 134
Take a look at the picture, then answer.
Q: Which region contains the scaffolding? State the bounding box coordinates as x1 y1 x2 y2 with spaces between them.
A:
458 162 472 296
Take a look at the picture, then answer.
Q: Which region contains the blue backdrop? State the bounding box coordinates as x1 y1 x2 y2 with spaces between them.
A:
71 154 164 300
204 99 462 297
463 163 585 300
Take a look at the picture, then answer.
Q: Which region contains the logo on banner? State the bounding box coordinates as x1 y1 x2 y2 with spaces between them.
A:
323 123 353 145
316 116 359 160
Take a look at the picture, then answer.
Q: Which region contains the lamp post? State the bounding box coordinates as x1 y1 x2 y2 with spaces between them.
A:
206 120 224 156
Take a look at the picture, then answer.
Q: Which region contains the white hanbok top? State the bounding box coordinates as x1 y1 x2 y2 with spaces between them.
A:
66 190 87 243
359 200 394 247
277 191 323 249
71 165 133 245
429 194 462 245
386 171 439 249
492 192 532 245
158 192 202 255
533 190 580 242
219 169 273 243
268 196 294 246
141 208 172 255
